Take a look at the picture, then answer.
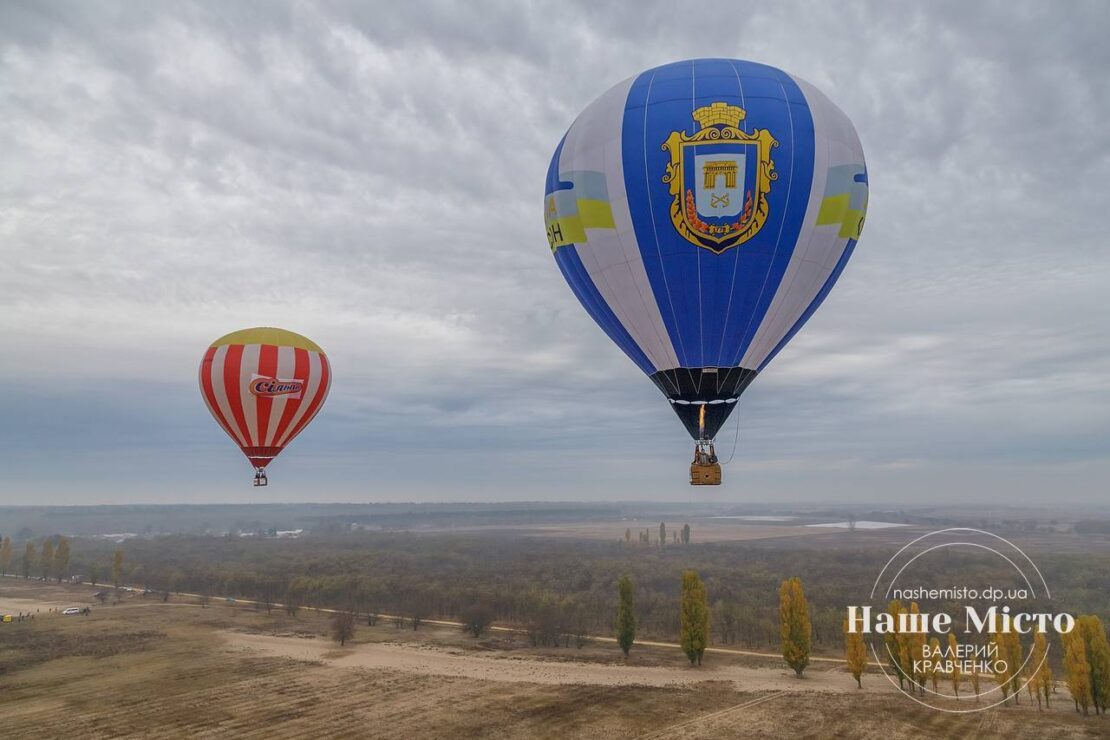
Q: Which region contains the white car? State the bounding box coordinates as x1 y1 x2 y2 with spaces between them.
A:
62 607 82 616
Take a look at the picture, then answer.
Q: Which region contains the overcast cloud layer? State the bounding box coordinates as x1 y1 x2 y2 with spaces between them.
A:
2 1 1108 505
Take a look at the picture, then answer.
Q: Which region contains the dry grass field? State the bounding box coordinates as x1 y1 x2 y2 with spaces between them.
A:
0 580 1105 738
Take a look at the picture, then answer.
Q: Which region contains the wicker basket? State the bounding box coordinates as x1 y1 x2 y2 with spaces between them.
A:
690 462 722 486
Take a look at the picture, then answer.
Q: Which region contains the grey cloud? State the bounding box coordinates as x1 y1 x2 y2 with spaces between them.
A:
1 0 1107 504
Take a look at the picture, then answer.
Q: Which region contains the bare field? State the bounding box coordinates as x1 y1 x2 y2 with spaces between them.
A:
420 520 879 544
0 580 1104 738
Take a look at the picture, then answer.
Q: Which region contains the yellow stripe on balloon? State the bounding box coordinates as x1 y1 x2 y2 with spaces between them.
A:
210 327 324 354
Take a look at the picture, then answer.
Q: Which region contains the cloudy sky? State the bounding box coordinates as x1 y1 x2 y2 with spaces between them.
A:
2 1 1108 506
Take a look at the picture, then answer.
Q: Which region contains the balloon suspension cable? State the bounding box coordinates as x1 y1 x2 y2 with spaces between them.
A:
721 406 742 465
253 468 268 487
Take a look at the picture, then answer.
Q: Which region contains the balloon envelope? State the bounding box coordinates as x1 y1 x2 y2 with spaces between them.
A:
198 327 331 472
545 58 867 440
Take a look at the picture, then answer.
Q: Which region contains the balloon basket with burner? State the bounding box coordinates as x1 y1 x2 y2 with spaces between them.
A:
253 468 268 487
690 440 721 486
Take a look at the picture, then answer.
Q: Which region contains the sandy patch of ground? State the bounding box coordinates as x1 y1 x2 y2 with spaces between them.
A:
224 630 866 693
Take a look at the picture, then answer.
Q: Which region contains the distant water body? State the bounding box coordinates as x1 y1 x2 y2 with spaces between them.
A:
806 521 907 529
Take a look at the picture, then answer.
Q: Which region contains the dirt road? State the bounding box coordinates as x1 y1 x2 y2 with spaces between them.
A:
224 630 865 693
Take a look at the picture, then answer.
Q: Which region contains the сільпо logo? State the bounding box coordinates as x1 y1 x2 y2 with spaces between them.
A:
248 375 304 399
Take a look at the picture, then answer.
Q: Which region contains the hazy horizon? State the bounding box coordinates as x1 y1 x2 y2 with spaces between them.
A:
3 1 1108 505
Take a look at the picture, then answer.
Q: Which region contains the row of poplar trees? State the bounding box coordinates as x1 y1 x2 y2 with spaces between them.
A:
0 535 72 582
615 571 814 674
851 599 1110 714
616 573 1110 716
0 536 125 589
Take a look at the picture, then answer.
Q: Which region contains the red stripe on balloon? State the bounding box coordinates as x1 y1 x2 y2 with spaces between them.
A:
199 346 238 445
271 347 309 447
285 354 330 445
255 343 279 448
223 344 253 448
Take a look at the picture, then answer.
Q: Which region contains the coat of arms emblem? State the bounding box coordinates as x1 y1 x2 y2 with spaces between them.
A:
662 102 778 254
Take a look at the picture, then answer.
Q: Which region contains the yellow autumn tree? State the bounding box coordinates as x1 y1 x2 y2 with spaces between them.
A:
1004 630 1025 705
1076 615 1110 715
680 570 709 666
843 617 867 688
40 538 54 580
112 548 124 588
906 602 928 694
990 630 1023 705
970 656 981 702
54 536 70 582
1063 629 1093 715
884 600 909 690
948 632 962 698
1026 631 1049 710
779 577 811 678
928 636 942 693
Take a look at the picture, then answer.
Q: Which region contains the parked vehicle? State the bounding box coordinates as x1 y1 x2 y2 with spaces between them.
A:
62 607 81 616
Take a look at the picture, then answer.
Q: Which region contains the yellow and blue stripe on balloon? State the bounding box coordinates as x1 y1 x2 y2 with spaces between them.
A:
545 171 616 251
816 164 868 239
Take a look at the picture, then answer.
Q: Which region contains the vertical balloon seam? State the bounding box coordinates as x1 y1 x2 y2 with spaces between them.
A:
741 75 831 370
283 352 330 447
274 351 322 448
199 347 240 448
727 73 799 370
239 343 262 449
712 59 751 369
691 61 705 386
270 347 310 446
223 344 253 447
636 69 690 370
255 343 279 451
210 345 247 447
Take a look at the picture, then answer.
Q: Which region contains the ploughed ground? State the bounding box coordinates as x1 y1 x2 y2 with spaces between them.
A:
0 580 1101 739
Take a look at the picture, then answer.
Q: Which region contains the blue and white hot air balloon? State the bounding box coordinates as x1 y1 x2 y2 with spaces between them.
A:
544 59 868 485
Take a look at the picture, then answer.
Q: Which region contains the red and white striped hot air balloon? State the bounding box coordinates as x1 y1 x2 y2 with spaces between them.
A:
199 327 331 486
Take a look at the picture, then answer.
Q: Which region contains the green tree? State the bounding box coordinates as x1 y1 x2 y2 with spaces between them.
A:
681 524 691 545
680 570 709 665
0 536 11 575
616 575 636 657
658 522 666 547
89 564 100 587
624 528 631 544
779 577 811 677
22 541 35 579
40 538 54 580
54 536 70 582
844 617 867 688
112 548 124 588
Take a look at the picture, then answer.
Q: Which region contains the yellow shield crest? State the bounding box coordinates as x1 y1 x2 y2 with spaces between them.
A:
662 102 778 254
